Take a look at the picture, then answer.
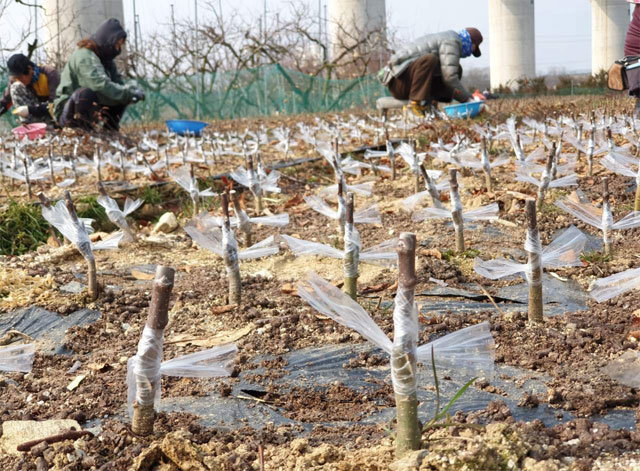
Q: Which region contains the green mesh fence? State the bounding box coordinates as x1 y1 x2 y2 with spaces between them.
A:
125 64 389 123
0 64 389 128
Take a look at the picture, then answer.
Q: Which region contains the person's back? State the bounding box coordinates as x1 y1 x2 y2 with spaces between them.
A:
54 18 144 131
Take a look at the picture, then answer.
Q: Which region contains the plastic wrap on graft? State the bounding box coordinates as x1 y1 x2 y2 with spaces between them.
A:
281 235 344 259
416 322 495 377
127 327 163 417
0 343 35 372
591 266 640 302
391 286 418 398
602 201 613 246
343 223 361 278
297 272 392 352
222 224 240 276
160 344 237 378
524 227 542 285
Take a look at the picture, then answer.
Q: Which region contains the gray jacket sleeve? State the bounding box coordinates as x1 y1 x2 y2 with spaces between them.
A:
438 37 471 102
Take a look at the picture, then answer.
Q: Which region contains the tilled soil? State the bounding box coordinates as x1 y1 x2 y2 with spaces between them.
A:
3 96 640 469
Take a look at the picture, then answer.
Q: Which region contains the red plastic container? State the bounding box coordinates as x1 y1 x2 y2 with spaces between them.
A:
12 123 47 140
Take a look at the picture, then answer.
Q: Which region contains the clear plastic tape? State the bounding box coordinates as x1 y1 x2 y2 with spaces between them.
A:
249 213 290 228
160 344 237 378
524 227 542 285
305 195 338 220
343 223 361 278
391 286 418 397
92 232 124 251
0 343 35 372
612 210 640 231
591 266 640 302
233 206 252 233
416 322 495 377
515 170 542 188
281 234 344 259
230 167 250 188
222 224 240 274
602 202 614 245
360 239 399 267
548 173 578 189
474 257 526 280
451 189 463 214
127 326 163 417
541 225 586 268
354 205 382 225
298 272 392 352
412 207 451 222
462 203 500 222
555 199 602 229
184 223 224 257
238 235 279 260
402 191 430 211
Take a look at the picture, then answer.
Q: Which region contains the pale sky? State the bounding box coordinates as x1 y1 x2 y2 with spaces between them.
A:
1 0 626 74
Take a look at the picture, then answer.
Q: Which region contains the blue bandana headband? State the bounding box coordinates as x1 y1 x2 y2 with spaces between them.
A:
458 29 472 58
31 65 40 85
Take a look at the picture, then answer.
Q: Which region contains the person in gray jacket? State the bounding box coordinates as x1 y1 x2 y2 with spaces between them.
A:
379 28 483 116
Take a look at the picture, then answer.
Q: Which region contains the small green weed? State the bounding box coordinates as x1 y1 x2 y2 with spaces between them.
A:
140 186 163 205
442 248 480 261
580 251 611 263
0 200 49 255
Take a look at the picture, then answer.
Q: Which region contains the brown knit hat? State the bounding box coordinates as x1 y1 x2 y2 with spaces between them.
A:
466 27 483 57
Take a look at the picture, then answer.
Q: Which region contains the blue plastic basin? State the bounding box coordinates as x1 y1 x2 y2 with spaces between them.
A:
443 101 483 119
166 119 209 136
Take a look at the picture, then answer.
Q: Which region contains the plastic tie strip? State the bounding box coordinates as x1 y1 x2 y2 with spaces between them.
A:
185 216 279 260
474 225 586 282
282 235 397 267
297 272 495 380
591 266 640 303
0 343 35 373
304 195 381 225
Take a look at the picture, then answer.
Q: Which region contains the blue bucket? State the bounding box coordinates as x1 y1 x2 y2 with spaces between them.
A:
443 101 483 119
166 120 209 136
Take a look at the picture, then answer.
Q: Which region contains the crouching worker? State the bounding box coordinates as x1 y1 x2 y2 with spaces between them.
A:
53 18 145 131
379 28 484 117
0 53 59 124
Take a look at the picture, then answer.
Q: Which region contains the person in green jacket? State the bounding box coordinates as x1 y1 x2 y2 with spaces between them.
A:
54 18 144 131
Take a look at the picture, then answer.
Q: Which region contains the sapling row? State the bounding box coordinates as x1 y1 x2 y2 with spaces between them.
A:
297 233 495 457
128 265 236 435
343 194 359 300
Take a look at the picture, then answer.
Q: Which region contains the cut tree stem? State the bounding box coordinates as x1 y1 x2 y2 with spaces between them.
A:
526 200 543 323
449 169 465 253
343 192 359 300
603 177 613 257
65 191 98 301
536 144 555 210
132 265 175 436
222 193 241 305
392 232 421 457
231 190 252 247
419 164 444 209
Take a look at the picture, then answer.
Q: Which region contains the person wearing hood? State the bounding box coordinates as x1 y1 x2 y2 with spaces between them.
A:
378 28 483 117
53 18 145 131
0 53 59 124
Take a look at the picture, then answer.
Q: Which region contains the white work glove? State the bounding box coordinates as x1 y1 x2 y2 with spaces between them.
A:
11 106 29 118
